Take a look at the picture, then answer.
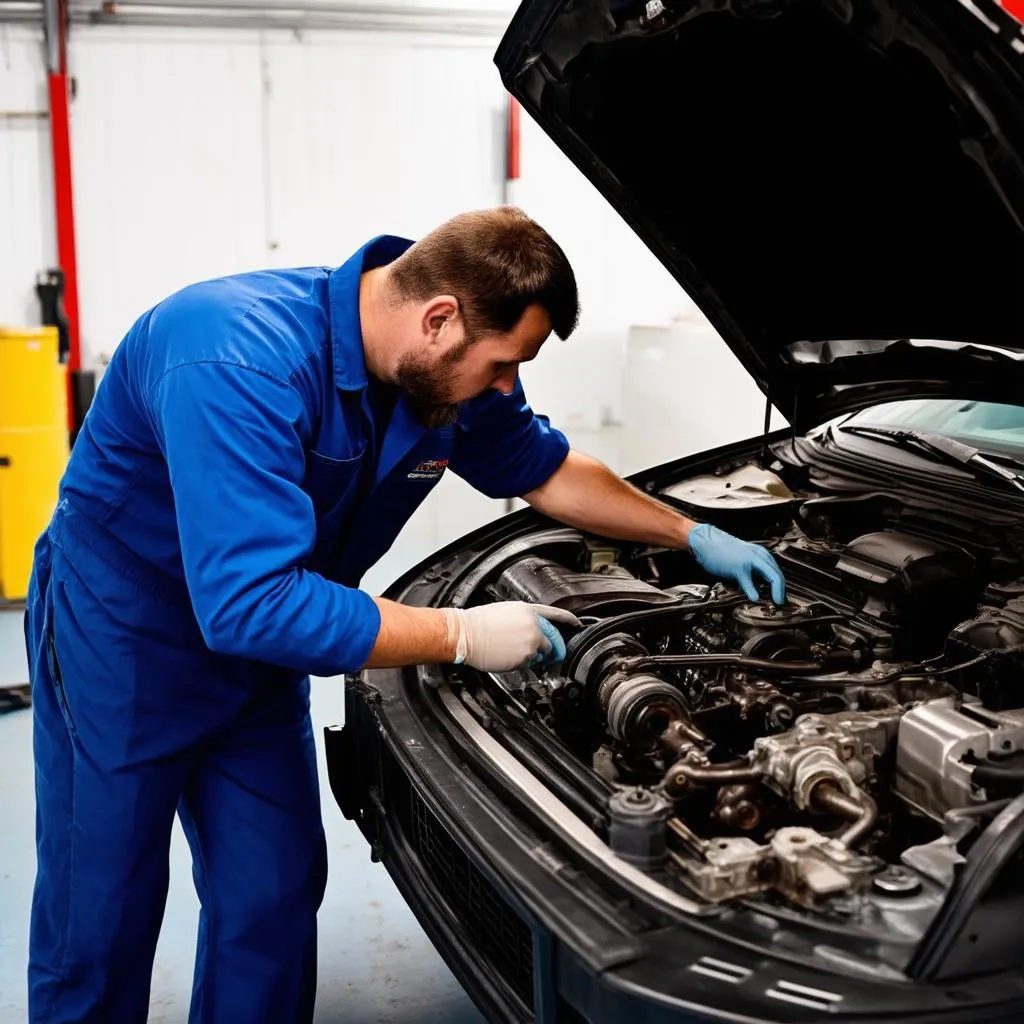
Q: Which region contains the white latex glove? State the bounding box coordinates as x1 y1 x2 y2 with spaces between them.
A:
443 603 582 672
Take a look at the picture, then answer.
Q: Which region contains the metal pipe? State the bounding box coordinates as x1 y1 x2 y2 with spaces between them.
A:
812 783 878 848
666 816 705 858
69 0 509 34
74 0 509 16
621 653 831 675
675 763 763 785
3 3 508 34
115 12 495 34
44 0 62 72
81 10 505 33
662 759 763 796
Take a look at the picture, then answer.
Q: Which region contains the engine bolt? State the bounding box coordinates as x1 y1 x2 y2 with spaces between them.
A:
734 802 760 830
872 868 922 897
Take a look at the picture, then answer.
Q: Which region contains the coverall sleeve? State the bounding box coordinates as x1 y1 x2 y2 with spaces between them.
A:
149 360 382 676
448 379 570 499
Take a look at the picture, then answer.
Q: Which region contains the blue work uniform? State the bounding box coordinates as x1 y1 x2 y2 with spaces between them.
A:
24 235 569 1023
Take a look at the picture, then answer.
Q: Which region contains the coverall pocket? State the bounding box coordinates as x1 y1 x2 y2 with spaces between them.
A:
304 447 367 571
45 622 76 736
304 447 365 518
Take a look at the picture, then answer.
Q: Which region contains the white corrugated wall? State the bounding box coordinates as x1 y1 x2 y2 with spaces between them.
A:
1 26 55 328
70 28 271 362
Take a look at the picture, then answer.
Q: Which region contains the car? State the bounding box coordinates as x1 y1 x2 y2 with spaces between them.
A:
324 1 1024 1020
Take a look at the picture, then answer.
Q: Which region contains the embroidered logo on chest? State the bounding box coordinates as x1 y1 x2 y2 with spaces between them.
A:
407 458 449 480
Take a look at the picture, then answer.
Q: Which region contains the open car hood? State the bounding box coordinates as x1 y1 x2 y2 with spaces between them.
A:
495 0 1024 429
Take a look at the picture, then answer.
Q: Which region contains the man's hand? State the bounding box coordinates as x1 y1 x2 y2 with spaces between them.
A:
363 599 579 671
444 603 582 672
687 523 785 604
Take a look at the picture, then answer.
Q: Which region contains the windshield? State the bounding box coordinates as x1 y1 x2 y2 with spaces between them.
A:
843 399 1024 458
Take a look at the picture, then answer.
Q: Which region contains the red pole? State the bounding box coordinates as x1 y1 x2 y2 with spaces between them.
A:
45 0 81 432
506 94 521 182
501 95 522 515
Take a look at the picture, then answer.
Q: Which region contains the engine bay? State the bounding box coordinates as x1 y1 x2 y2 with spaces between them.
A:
444 472 1024 942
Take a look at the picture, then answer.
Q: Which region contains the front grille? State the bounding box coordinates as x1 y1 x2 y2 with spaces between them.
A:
386 757 535 1011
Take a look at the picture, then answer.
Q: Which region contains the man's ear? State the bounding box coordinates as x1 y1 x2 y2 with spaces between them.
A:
422 296 460 345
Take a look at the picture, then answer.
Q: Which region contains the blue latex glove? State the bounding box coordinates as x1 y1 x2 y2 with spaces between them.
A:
688 523 786 604
528 614 570 669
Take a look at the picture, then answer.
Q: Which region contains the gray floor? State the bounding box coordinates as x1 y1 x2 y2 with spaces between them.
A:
0 549 484 1024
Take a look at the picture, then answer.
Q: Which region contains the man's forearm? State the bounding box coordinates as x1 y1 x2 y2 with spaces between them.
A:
523 449 697 549
364 598 456 668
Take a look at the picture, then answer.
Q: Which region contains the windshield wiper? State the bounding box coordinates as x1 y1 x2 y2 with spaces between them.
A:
835 423 1024 493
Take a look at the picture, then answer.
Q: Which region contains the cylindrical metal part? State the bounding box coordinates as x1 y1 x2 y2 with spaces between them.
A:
723 671 796 734
790 747 858 809
43 0 61 73
664 760 763 796
659 717 710 757
714 783 764 831
840 791 879 848
600 674 688 750
812 782 879 848
607 787 671 872
578 632 648 688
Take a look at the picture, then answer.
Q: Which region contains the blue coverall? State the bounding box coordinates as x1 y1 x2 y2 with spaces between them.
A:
25 235 570 1023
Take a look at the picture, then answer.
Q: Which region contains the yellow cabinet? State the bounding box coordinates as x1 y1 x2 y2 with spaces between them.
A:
0 327 69 602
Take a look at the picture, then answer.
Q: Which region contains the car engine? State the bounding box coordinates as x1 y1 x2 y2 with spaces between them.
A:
455 494 1024 920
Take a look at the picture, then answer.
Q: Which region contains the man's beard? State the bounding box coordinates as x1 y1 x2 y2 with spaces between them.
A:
394 339 471 429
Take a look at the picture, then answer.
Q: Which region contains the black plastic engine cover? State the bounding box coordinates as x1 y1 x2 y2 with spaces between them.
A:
836 531 975 604
779 530 977 639
489 556 678 616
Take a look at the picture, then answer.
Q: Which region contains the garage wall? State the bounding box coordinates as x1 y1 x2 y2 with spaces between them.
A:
1 25 506 362
68 27 511 369
1 16 773 570
1 26 55 328
69 28 270 364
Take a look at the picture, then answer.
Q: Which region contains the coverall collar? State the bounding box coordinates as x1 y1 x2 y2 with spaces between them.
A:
329 234 415 392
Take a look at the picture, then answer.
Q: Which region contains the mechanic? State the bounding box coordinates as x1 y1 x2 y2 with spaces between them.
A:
24 206 786 1023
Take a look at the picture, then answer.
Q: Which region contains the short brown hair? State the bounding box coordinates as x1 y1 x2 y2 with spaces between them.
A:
389 206 580 342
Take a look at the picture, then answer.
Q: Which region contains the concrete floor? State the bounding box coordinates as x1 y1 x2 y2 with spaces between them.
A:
0 549 484 1024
